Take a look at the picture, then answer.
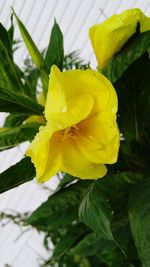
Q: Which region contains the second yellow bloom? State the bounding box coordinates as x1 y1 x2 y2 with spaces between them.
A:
89 8 150 68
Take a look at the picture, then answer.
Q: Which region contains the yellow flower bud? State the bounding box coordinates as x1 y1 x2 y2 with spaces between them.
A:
24 115 45 125
89 8 150 67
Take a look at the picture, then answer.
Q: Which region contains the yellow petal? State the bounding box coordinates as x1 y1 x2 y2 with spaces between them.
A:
26 94 94 182
36 132 62 182
45 65 67 120
46 66 117 117
76 120 120 164
89 8 150 67
61 137 107 179
26 125 53 179
49 94 94 131
62 68 116 115
75 72 120 164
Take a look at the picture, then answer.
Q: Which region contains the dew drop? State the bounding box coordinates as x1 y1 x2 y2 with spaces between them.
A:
61 106 67 113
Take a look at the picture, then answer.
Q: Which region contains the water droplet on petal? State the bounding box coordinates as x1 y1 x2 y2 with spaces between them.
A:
61 106 67 113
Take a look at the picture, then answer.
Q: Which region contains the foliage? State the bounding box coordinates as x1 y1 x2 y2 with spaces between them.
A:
0 210 29 227
0 10 150 267
63 51 90 70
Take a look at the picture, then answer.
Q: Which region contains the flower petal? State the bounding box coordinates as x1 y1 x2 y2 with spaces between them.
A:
75 83 119 164
49 93 94 130
89 8 150 67
26 124 54 179
26 94 94 182
36 132 62 182
61 137 107 179
45 65 67 120
76 116 120 164
61 69 116 115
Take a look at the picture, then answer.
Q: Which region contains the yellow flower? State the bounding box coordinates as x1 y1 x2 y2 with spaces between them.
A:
26 65 119 182
89 8 150 67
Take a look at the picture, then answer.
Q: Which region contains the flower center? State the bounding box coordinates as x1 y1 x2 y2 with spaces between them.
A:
63 124 79 140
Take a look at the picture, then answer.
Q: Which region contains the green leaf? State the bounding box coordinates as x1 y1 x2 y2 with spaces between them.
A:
40 68 49 95
8 14 14 47
79 181 113 240
57 173 75 191
0 23 12 58
4 114 28 127
63 51 90 71
53 223 88 259
72 233 132 267
0 40 23 93
0 99 27 114
96 172 142 254
13 9 49 95
0 157 35 193
102 30 150 83
45 20 64 72
0 86 44 115
27 181 90 232
0 123 40 150
24 68 39 99
71 233 104 257
96 172 143 208
115 53 150 143
13 9 45 69
128 177 150 267
79 172 143 257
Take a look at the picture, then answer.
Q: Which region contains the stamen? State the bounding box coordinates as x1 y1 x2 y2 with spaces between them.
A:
62 124 79 141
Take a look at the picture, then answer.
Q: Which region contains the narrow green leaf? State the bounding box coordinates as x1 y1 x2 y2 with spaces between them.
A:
0 40 23 93
128 177 150 267
40 68 49 95
0 123 40 150
0 86 44 115
53 223 88 259
13 9 45 69
27 181 90 232
102 30 150 83
0 23 12 58
19 123 40 141
13 10 49 95
0 99 29 114
8 14 14 47
4 114 28 127
79 181 113 240
0 157 35 193
24 68 39 99
45 20 64 72
13 10 48 95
